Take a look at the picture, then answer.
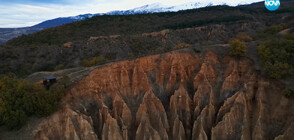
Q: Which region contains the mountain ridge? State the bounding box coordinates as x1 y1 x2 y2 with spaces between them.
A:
1 1 294 76
0 1 263 45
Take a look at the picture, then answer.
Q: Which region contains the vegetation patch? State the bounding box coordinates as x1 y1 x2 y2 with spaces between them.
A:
228 38 247 57
173 43 192 49
161 16 251 30
201 40 213 45
0 75 68 129
258 33 294 79
82 56 106 67
283 89 294 98
236 32 253 42
254 24 287 40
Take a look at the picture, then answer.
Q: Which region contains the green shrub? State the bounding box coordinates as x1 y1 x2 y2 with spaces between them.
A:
82 59 90 67
2 110 27 130
228 38 247 57
82 56 106 67
201 41 213 45
0 75 66 129
258 38 294 79
236 32 253 42
283 89 293 98
93 56 106 65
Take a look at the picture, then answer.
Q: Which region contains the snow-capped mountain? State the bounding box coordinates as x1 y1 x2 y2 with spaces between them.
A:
15 1 261 28
0 1 263 45
105 2 221 15
33 14 94 28
108 3 167 14
29 1 227 28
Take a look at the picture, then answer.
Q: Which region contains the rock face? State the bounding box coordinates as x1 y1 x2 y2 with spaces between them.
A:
33 50 294 140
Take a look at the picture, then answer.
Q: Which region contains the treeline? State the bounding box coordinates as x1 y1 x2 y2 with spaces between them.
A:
0 75 69 129
161 16 251 30
3 4 274 47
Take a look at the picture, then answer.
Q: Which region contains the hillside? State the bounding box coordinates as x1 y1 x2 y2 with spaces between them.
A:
0 3 294 77
0 1 294 140
0 27 44 45
0 1 246 45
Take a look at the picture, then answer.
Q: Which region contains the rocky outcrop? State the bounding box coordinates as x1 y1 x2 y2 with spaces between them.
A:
33 50 294 140
34 105 98 140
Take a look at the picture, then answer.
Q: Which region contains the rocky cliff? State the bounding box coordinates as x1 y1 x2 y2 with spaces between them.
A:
33 50 294 140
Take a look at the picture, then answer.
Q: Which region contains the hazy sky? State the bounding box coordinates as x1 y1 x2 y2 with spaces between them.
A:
0 0 263 28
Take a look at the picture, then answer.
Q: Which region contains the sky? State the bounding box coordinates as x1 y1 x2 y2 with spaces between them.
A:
0 0 263 28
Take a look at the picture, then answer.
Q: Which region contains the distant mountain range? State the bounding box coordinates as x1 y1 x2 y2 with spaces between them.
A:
0 1 261 45
33 2 229 28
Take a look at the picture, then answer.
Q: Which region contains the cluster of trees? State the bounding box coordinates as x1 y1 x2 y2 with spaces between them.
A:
254 24 287 39
227 32 253 57
228 38 247 57
258 35 294 79
0 75 67 129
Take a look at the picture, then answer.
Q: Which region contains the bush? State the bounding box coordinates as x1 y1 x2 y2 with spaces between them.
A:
283 89 293 98
201 41 213 45
82 59 90 67
2 110 27 130
0 75 66 129
228 38 247 57
82 56 106 67
236 32 253 42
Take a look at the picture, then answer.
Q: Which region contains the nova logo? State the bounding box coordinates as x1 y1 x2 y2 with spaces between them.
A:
265 0 280 11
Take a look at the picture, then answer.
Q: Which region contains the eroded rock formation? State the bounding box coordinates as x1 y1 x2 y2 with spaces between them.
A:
33 50 294 140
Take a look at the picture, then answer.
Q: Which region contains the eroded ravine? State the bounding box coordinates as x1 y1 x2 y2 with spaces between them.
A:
33 50 294 140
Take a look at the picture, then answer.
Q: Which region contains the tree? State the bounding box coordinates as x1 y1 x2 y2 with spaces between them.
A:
258 38 294 79
228 38 247 57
